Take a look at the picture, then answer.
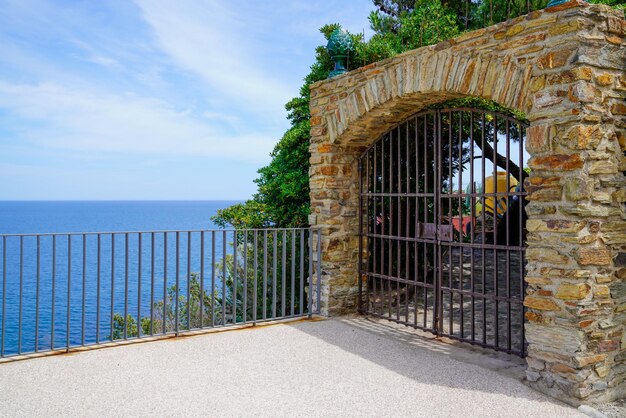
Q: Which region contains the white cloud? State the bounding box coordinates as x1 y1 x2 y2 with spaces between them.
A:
202 111 239 123
0 81 274 162
134 0 295 118
85 54 122 69
0 0 375 199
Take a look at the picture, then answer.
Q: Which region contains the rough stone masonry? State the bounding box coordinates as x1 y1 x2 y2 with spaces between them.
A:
308 0 626 405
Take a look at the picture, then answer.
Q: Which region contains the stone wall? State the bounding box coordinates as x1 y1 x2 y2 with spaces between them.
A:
309 0 626 404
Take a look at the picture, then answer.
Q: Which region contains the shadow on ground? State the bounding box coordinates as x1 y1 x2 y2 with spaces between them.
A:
288 315 572 408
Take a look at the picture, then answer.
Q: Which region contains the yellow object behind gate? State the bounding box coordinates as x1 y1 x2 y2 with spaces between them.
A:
475 171 518 216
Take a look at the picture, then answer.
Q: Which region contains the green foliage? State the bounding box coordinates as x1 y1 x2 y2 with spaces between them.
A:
112 273 219 339
373 0 416 18
472 1 623 28
112 313 138 339
112 233 310 337
212 1 463 229
218 232 309 321
427 96 528 123
589 0 626 12
474 1 547 27
376 1 624 31
212 200 270 229
212 0 624 230
368 0 461 52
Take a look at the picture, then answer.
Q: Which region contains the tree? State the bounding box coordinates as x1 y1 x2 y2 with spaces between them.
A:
212 1 461 229
213 0 624 230
111 231 311 337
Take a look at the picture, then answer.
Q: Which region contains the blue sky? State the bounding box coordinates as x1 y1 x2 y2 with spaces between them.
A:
0 0 374 200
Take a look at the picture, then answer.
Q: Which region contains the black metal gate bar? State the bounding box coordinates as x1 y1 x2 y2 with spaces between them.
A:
358 107 528 357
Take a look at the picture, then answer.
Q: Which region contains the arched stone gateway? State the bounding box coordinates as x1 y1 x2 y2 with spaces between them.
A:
309 0 625 405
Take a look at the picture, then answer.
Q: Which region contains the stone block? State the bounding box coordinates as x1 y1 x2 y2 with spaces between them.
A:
589 160 618 175
526 323 583 354
569 82 601 103
527 124 551 152
527 357 546 371
606 35 623 45
526 276 553 285
540 268 591 279
556 283 590 300
528 154 583 171
607 16 624 34
577 247 612 266
611 282 626 299
612 102 626 115
613 188 626 203
559 204 621 218
529 75 546 93
528 219 587 233
595 274 612 284
526 186 562 201
527 248 570 264
598 319 615 329
548 20 581 36
526 370 542 382
551 363 576 374
593 381 609 391
525 204 557 216
598 340 619 352
572 66 593 81
595 285 611 299
574 354 607 368
533 89 565 108
524 296 560 311
591 192 612 204
537 48 575 69
564 177 591 201
526 311 552 324
566 125 604 150
595 73 614 86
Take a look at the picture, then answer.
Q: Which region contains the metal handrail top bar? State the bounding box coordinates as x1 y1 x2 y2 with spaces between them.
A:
0 227 318 237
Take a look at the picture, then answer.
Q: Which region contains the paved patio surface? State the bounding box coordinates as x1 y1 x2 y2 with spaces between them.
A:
0 316 584 417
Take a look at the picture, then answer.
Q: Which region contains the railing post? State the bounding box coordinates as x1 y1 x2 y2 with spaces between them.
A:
0 227 319 360
1 237 6 356
175 231 179 335
358 157 363 314
308 230 313 318
316 228 321 315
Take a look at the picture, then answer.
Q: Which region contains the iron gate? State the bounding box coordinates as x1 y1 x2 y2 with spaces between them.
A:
358 108 528 356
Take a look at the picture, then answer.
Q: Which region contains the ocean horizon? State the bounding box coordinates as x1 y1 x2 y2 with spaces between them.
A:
0 200 243 354
0 200 243 234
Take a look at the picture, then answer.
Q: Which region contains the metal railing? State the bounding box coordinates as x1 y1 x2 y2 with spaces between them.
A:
0 227 321 359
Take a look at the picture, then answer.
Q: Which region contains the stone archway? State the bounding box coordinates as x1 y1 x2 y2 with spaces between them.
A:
309 0 625 405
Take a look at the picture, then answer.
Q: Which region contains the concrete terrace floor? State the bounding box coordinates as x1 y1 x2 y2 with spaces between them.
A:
0 317 584 418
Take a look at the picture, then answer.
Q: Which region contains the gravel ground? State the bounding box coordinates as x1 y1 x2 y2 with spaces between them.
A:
594 398 626 418
0 317 585 417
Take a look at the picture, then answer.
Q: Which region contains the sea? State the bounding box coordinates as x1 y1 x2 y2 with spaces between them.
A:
0 200 241 355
